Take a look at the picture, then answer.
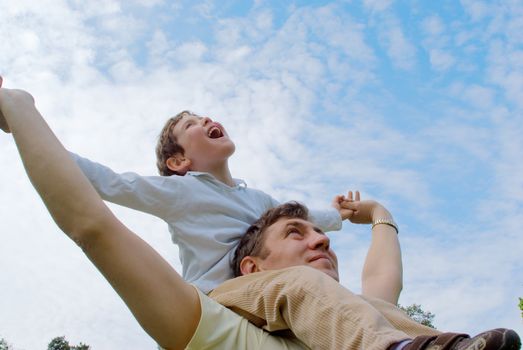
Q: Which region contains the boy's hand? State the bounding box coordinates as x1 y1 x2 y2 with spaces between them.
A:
335 191 392 224
332 191 355 220
0 76 9 133
333 190 361 220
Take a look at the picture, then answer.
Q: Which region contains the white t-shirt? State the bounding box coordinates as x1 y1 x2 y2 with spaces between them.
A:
185 289 308 350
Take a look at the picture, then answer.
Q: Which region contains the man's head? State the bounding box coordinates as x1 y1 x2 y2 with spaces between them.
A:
232 202 339 281
155 111 235 176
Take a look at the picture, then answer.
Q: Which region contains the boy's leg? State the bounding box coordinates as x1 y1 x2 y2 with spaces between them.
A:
210 265 411 350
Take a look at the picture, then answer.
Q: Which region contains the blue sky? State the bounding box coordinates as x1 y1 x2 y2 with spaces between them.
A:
1 0 522 349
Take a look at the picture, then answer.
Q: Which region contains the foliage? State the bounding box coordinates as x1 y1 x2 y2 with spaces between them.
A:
519 297 523 319
48 336 70 350
0 338 12 350
48 336 90 350
73 344 90 350
399 303 436 329
0 335 89 350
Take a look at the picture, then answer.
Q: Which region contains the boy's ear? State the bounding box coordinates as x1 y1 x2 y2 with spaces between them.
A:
166 154 192 175
239 257 261 276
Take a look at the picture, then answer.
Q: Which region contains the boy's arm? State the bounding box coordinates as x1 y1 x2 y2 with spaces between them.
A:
71 152 178 220
268 196 342 232
340 192 403 305
307 207 342 231
0 80 199 350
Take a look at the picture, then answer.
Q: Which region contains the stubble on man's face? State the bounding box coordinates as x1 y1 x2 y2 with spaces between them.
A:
256 218 339 281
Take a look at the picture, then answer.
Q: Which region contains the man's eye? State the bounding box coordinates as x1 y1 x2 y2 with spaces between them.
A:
287 229 301 237
185 122 193 129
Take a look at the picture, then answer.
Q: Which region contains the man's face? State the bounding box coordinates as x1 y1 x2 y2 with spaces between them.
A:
172 114 235 171
254 217 339 281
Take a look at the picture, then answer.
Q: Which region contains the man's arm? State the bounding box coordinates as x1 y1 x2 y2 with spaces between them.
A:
0 78 199 350
340 191 403 305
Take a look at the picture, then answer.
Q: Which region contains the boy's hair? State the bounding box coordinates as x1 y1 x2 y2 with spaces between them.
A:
231 201 309 277
155 110 199 176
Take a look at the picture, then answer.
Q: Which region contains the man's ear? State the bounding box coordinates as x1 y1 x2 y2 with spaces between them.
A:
166 154 191 175
239 256 262 276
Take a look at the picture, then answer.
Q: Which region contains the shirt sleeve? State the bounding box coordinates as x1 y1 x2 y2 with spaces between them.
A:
308 208 342 232
70 152 181 220
266 194 342 232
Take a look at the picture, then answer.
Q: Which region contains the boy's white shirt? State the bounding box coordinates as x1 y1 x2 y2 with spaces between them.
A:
72 153 342 293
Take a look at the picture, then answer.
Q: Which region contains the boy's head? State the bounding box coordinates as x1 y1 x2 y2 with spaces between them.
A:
156 111 235 176
232 202 339 281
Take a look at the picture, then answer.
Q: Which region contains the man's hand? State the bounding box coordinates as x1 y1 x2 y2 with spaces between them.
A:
0 76 35 134
0 76 10 133
334 191 392 224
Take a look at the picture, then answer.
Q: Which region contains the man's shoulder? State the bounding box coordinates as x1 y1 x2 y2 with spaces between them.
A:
185 290 307 350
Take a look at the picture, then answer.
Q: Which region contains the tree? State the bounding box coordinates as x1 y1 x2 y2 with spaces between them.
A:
399 303 436 329
48 336 70 350
0 338 12 350
48 336 90 350
519 297 523 319
73 343 90 350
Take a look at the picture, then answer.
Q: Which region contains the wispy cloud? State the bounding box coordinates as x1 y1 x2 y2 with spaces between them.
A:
363 0 393 13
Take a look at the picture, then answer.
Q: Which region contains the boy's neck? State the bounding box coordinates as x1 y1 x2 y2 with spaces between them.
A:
198 163 236 187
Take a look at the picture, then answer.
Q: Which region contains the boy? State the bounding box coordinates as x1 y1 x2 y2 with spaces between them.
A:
72 111 350 293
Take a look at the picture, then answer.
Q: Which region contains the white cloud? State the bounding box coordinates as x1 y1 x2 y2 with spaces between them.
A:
385 26 417 70
130 0 164 7
428 49 455 71
373 13 417 70
193 0 215 19
460 0 491 22
422 15 445 36
173 40 209 63
363 0 393 12
420 15 458 71
448 83 496 110
70 0 122 16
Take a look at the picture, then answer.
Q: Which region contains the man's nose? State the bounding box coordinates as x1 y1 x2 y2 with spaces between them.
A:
309 232 330 250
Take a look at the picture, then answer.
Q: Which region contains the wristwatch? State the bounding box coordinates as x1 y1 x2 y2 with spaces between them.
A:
371 218 398 234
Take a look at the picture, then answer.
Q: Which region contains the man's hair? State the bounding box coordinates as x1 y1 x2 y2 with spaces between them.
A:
231 201 309 277
155 110 198 176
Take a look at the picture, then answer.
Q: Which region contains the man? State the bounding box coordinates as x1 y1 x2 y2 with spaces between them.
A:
0 78 520 350
210 200 521 350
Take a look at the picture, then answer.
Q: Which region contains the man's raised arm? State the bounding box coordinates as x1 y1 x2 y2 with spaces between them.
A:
0 77 199 350
340 191 403 305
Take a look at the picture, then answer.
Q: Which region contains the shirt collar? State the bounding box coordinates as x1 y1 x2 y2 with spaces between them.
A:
186 171 247 188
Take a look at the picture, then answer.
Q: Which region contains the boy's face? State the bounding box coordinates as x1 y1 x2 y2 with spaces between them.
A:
252 217 339 281
172 114 235 171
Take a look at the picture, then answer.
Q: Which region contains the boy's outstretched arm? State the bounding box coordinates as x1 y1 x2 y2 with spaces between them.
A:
0 77 199 350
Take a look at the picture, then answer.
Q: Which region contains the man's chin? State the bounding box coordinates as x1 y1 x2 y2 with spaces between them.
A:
322 269 339 281
309 262 339 281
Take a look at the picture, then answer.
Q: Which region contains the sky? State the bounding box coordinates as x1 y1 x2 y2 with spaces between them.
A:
0 0 522 348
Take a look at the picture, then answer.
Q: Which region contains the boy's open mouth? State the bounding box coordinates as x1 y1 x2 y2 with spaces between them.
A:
208 126 223 139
